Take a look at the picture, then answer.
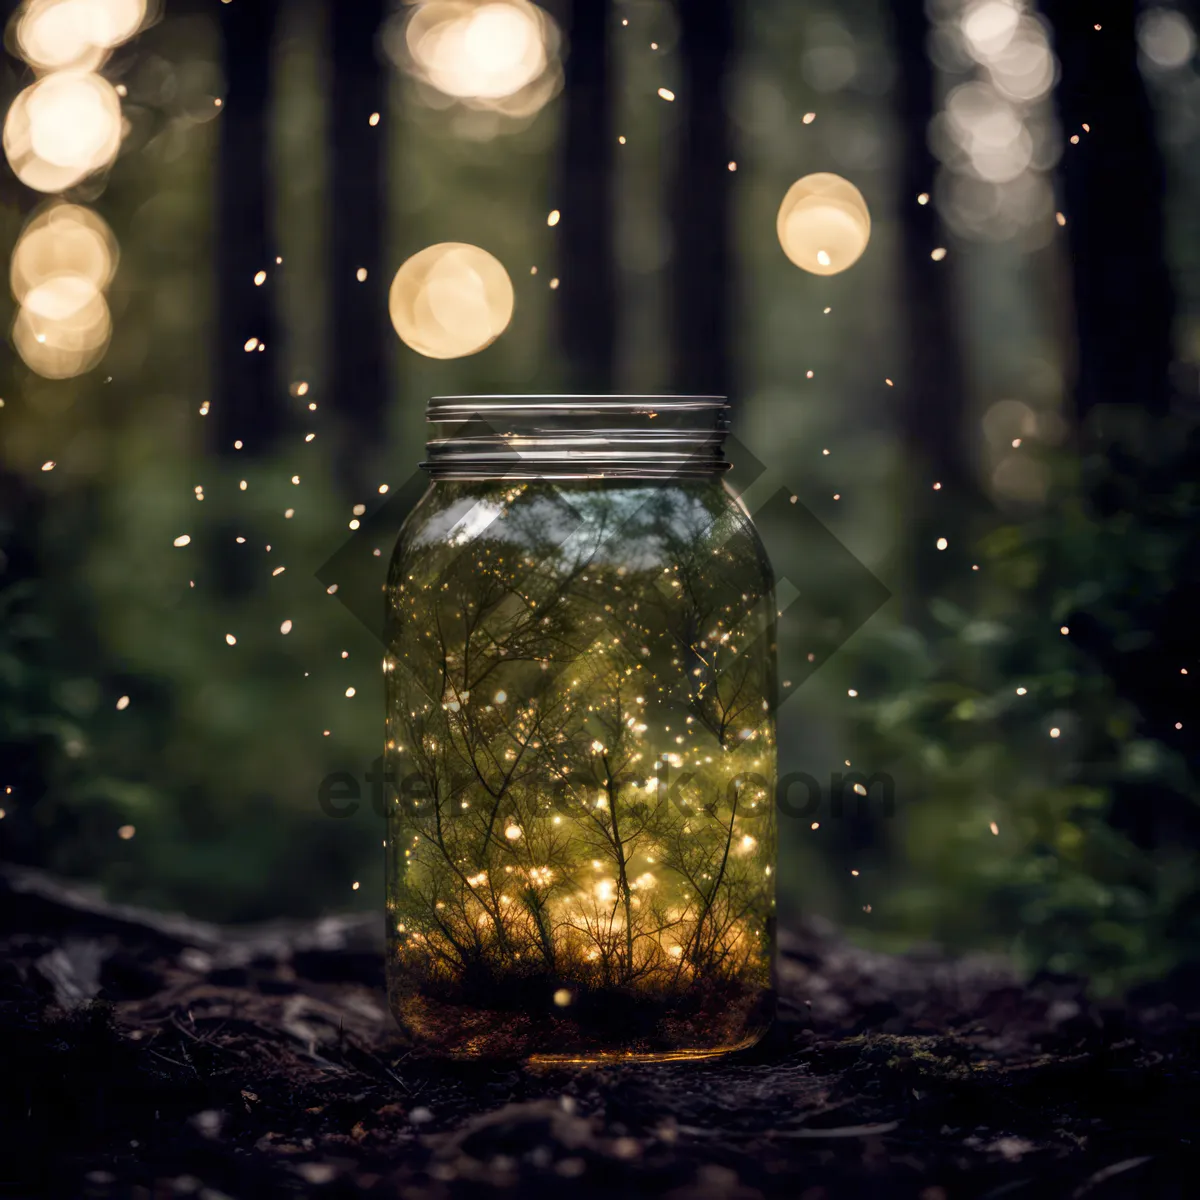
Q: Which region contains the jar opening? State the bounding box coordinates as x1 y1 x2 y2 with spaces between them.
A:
421 394 731 480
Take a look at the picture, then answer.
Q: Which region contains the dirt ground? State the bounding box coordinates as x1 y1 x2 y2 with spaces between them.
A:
2 864 1198 1198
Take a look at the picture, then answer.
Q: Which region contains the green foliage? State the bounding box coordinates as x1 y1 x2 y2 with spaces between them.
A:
838 406 1200 992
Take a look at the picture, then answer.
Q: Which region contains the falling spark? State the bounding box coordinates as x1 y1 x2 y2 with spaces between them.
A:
886 378 894 387
280 620 293 635
239 480 247 491
356 267 368 281
116 696 130 710
244 338 259 351
1060 625 1070 635
1056 212 1067 226
931 247 947 261
174 535 191 547
802 112 816 123
847 689 858 697
618 135 626 144
305 433 315 442
1050 727 1061 738
1016 686 1027 695
547 209 561 226
378 484 389 494
272 566 285 576
296 382 309 396
657 87 675 101
349 519 360 530
226 634 237 645
989 822 999 836
326 583 338 594
1082 123 1090 132
41 461 55 471
850 869 860 877
917 192 930 205
727 161 737 171
549 278 560 289
254 271 266 286
369 112 380 126
345 687 356 698
352 881 360 890
936 537 948 550
291 475 300 485
823 306 831 314
199 404 210 415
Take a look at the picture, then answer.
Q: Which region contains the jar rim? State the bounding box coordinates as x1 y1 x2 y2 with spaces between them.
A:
423 394 731 480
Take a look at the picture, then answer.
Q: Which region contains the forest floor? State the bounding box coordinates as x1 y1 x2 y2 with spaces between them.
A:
2 865 1199 1199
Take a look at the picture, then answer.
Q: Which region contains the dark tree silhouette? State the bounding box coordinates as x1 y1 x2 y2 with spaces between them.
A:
330 0 389 494
1042 0 1175 421
556 0 616 391
215 0 283 460
670 0 735 398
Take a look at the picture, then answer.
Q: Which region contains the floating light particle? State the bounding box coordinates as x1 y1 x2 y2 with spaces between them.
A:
369 112 380 126
356 267 367 282
886 378 894 387
822 448 830 456
234 440 243 450
258 343 265 352
850 869 859 876
972 563 979 570
549 277 560 289
239 480 247 491
41 460 55 471
345 687 356 698
341 651 349 659
816 250 831 267
285 508 294 519
1056 212 1067 226
254 270 266 286
118 825 135 840
650 41 658 49
1070 134 1079 144
617 135 626 144
272 566 285 577
308 402 317 411
802 112 816 123
848 688 858 697
505 824 522 840
323 730 330 737
833 493 841 500
291 475 300 485
989 821 999 835
811 822 819 830
1182 668 1189 675
378 484 389 494
1050 727 1061 738
296 382 309 396
1012 437 1022 447
823 306 831 313
553 988 572 1007
1016 686 1027 695
1176 722 1183 730
276 256 282 264
353 504 366 516
116 695 130 710
547 209 561 226
244 337 259 351
214 98 222 107
806 369 814 378
931 247 947 261
1082 123 1090 132
727 161 737 171
116 84 128 97
1060 625 1069 635
349 519 360 530
936 537 948 550
174 534 191 547
657 87 675 101
326 583 338 594
917 192 929 205
622 17 628 24
305 433 315 442
199 403 210 415
932 481 941 490
226 633 237 645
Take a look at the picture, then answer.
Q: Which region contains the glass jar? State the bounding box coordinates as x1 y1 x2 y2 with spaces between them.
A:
384 396 777 1062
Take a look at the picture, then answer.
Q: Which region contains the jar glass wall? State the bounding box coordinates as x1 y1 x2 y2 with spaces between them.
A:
384 398 776 1061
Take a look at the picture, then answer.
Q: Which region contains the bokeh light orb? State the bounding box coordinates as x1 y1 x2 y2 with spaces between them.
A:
3 70 123 193
13 275 112 378
16 0 149 71
776 172 871 276
11 203 118 302
394 0 561 119
389 242 515 359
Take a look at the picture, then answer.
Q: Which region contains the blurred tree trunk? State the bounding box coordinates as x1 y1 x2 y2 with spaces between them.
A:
215 0 283 460
330 0 389 495
670 0 734 399
1042 0 1174 421
557 0 616 391
888 0 971 621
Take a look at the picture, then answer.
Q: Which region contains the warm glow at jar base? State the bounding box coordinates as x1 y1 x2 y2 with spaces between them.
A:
389 242 515 359
776 172 872 276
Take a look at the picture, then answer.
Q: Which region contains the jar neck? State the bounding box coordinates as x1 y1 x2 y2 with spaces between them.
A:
421 395 731 481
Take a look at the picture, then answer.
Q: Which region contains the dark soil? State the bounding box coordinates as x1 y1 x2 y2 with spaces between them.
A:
2 864 1199 1199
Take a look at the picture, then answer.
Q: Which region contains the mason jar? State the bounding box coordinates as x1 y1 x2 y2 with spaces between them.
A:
384 395 777 1062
